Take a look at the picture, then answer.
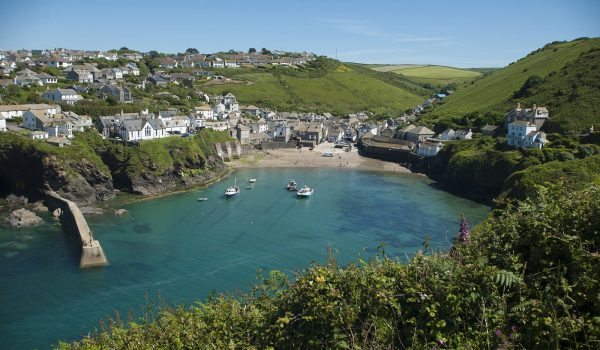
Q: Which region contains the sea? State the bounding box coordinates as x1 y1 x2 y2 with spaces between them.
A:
0 168 489 349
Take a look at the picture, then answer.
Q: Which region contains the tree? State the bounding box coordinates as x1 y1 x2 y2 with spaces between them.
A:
248 48 257 53
261 48 272 55
186 48 199 55
105 95 118 106
148 50 159 59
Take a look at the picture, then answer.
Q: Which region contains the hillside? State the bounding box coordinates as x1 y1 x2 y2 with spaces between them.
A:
432 37 600 130
199 58 429 115
372 64 482 87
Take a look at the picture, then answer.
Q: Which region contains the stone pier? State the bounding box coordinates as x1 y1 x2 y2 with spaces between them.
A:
44 191 108 268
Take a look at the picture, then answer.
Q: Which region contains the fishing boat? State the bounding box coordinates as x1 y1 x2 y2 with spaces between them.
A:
296 185 314 198
225 179 240 197
248 178 256 183
286 179 298 191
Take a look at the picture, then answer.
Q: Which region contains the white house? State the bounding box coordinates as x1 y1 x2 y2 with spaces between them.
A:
0 104 58 119
119 119 167 141
39 56 72 68
0 115 6 132
507 121 538 148
162 116 190 134
42 89 83 105
224 60 240 68
29 130 49 139
188 115 205 128
37 73 57 84
417 141 444 157
192 105 215 120
454 129 473 140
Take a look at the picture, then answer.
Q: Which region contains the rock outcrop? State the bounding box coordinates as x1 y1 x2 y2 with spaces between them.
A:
4 208 43 228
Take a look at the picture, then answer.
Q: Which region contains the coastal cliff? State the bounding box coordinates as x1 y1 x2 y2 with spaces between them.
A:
0 129 234 204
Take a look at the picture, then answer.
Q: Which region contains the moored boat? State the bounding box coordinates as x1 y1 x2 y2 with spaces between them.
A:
248 178 256 183
225 179 240 197
296 185 314 198
286 179 298 191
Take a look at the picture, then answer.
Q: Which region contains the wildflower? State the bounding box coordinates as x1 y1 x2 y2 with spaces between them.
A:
495 329 502 337
436 338 446 348
458 213 470 244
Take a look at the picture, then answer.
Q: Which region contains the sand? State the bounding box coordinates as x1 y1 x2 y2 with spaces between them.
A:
230 141 411 173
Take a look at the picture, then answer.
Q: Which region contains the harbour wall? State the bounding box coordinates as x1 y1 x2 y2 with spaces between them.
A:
260 141 297 150
213 141 254 161
44 191 108 268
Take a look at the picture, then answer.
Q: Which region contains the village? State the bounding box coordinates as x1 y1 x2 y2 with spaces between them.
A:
0 47 554 161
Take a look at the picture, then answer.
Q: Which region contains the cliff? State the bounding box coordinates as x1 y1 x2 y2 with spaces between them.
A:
0 129 235 204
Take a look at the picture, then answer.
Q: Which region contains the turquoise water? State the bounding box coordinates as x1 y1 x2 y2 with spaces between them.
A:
0 168 489 349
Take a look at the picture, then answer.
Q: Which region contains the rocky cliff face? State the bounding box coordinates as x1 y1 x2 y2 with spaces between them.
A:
128 155 227 196
0 147 115 205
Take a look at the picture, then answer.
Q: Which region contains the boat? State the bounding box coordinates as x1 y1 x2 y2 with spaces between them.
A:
248 178 256 183
225 179 240 197
246 185 252 189
286 179 298 191
197 197 208 201
296 185 314 198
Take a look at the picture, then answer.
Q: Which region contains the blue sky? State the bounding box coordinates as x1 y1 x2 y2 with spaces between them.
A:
1 0 599 67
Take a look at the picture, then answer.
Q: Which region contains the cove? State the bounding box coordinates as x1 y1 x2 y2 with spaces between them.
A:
0 168 489 349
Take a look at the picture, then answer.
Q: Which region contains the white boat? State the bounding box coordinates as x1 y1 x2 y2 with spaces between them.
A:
248 178 256 183
225 179 240 197
296 185 314 198
286 179 298 191
197 197 208 201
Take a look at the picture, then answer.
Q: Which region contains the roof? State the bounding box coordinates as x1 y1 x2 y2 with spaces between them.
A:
482 125 499 131
121 119 143 132
0 104 54 112
25 109 53 124
408 126 435 135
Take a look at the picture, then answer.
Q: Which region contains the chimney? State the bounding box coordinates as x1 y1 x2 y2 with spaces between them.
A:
120 109 123 116
533 104 537 110
516 103 521 109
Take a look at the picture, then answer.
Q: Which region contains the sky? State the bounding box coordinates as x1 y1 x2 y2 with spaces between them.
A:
1 0 599 67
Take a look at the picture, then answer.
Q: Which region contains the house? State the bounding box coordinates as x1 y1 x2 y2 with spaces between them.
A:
295 123 323 144
15 69 42 86
249 132 270 145
67 66 94 83
357 124 378 139
46 136 72 147
241 105 261 117
188 115 205 128
438 128 455 140
224 60 240 68
204 121 229 131
158 57 178 69
454 129 473 140
29 130 49 140
507 121 548 149
147 75 168 86
379 127 395 138
0 104 58 120
326 127 344 142
404 126 435 145
42 89 83 104
119 118 167 141
417 141 444 157
0 115 6 132
482 125 500 137
62 111 92 131
101 68 123 80
192 105 215 120
37 73 57 84
505 103 550 130
99 85 133 103
162 116 190 134
23 109 55 130
38 56 72 68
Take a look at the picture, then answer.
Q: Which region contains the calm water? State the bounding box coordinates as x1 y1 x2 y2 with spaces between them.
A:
0 168 489 349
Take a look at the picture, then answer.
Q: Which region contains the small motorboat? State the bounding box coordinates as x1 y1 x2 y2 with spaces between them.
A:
286 179 298 191
248 178 256 183
225 179 240 197
297 185 314 198
197 197 208 201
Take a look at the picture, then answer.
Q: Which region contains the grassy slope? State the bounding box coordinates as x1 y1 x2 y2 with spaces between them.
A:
200 59 427 114
434 38 600 117
371 64 482 86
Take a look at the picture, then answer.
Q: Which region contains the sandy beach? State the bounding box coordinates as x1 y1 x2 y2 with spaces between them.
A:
230 141 412 173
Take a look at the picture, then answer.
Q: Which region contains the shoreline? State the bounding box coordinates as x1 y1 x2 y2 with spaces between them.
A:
229 142 415 174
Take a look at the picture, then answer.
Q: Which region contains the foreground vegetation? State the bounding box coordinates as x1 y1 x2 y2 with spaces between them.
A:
58 183 600 349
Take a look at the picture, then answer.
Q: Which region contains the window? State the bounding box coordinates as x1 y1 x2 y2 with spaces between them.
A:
145 125 151 137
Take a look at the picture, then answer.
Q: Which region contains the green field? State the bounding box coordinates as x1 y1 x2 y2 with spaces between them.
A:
199 59 428 115
434 38 600 117
371 64 483 87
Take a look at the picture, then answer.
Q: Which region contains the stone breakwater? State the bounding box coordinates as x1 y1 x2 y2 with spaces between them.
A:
44 191 108 268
